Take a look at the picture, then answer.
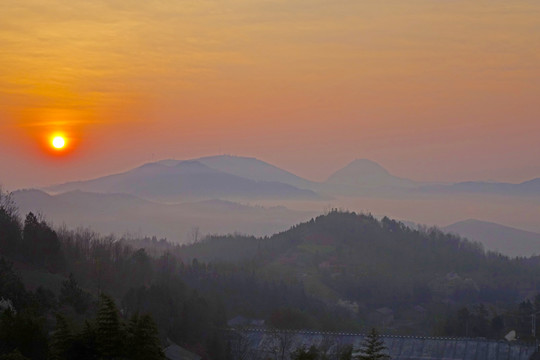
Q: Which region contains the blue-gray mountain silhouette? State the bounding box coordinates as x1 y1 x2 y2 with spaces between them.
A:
47 160 318 201
444 219 540 257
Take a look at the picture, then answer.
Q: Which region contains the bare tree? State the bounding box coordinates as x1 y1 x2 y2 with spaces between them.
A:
228 329 254 360
188 226 201 244
265 329 296 360
0 187 19 219
318 334 336 360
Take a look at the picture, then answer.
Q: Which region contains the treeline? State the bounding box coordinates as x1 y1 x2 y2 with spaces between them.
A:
51 294 164 360
439 295 540 341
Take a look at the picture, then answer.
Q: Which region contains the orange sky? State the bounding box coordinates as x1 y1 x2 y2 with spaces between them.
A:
1 0 539 189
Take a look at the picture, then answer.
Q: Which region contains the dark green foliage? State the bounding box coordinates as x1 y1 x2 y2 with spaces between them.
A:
127 249 153 287
49 315 73 360
178 291 213 344
33 287 57 313
125 314 165 360
48 296 165 360
59 274 91 314
69 321 99 360
22 213 65 273
96 294 124 359
0 258 29 309
440 304 504 339
0 310 48 360
355 328 390 360
0 190 21 257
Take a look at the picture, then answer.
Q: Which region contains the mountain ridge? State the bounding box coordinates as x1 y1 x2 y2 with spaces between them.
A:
443 219 540 257
47 159 319 202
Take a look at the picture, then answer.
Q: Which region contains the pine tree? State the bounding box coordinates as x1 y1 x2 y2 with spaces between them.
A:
71 321 99 360
125 314 165 360
59 274 90 314
355 328 390 360
50 314 73 360
0 189 21 257
96 294 124 359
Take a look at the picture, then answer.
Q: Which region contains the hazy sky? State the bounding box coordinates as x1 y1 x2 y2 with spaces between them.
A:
1 0 539 189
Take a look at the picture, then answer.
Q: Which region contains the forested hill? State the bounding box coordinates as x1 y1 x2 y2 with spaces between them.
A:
181 211 540 315
183 210 487 272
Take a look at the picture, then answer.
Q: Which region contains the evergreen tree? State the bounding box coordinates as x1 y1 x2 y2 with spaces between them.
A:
22 213 65 272
96 294 123 359
70 321 99 360
0 309 48 360
125 314 165 360
59 274 91 314
0 189 21 257
50 314 73 360
354 328 390 360
0 259 29 310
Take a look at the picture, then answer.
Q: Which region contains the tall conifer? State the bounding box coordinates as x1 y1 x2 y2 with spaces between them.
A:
355 328 390 360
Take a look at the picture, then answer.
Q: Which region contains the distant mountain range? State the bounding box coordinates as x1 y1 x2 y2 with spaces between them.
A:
47 157 319 202
46 155 540 201
444 219 540 257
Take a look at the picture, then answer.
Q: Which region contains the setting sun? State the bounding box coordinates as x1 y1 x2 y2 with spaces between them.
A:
52 136 66 149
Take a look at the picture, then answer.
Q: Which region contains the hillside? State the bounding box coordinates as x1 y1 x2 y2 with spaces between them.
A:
180 211 539 313
444 219 540 257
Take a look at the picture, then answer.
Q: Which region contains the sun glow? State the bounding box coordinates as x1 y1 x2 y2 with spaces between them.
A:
52 136 66 149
